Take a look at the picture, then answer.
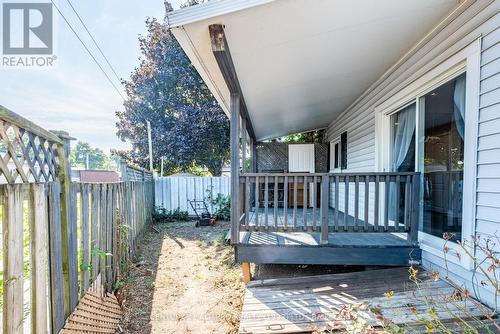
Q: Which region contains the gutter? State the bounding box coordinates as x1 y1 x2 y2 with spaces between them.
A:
166 0 276 28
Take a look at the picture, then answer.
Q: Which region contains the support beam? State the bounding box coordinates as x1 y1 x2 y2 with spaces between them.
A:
209 24 255 141
242 116 247 173
242 262 252 284
230 93 241 245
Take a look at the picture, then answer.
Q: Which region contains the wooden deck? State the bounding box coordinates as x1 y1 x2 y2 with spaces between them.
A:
239 267 492 333
237 232 421 265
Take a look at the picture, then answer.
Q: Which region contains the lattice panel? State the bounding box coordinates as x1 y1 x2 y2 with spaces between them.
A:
59 292 123 333
0 120 59 184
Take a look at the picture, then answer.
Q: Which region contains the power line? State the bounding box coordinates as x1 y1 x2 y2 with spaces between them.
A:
64 0 122 84
50 0 125 100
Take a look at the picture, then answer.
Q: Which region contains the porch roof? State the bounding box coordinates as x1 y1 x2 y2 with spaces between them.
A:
168 0 461 141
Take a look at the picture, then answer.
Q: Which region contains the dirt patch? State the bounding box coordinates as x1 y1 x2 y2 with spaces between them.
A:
119 221 244 334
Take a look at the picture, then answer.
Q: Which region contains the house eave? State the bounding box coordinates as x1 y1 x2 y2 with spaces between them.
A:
166 0 275 28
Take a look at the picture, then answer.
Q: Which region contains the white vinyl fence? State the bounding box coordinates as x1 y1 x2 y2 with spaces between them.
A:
154 176 230 215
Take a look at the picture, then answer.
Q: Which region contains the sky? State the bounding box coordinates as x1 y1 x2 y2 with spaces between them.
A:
0 0 186 154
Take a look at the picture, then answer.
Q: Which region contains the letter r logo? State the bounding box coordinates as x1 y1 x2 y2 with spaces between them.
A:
2 3 53 55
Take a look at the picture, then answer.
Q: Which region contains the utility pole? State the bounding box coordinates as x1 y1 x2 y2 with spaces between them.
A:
160 156 164 176
146 120 153 172
85 153 89 170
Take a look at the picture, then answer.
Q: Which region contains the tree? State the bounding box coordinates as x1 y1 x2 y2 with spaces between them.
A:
115 1 229 176
71 141 111 170
280 129 326 144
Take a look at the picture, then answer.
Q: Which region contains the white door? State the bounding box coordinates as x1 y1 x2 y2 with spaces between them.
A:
288 144 315 173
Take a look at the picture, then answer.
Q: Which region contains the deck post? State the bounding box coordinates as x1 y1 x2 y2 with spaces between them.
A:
242 262 252 284
320 174 329 244
242 117 247 173
230 93 241 245
409 173 421 245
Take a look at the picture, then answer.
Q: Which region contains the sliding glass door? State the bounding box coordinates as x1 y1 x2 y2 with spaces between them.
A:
419 74 465 240
389 73 466 240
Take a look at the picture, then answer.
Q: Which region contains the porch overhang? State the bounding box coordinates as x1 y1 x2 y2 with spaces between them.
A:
168 0 463 140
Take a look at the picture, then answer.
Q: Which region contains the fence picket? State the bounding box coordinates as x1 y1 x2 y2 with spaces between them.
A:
3 184 24 334
30 183 49 334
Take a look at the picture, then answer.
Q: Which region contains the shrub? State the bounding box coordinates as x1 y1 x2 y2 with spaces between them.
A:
152 206 189 223
211 193 230 221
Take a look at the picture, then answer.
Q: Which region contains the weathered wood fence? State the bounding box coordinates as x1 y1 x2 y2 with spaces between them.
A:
0 106 154 333
155 176 230 215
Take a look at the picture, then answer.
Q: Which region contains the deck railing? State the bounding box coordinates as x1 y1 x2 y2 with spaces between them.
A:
236 172 420 245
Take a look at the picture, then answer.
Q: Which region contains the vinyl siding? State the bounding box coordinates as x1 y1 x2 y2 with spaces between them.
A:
326 1 500 308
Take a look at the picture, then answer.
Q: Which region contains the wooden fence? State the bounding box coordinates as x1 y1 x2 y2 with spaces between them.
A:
0 106 154 333
154 176 230 215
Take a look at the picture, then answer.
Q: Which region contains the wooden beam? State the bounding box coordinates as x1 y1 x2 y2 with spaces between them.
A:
209 24 255 141
230 93 241 245
242 262 252 284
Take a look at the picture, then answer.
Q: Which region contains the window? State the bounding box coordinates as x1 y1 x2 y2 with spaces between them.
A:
330 138 341 171
330 132 347 171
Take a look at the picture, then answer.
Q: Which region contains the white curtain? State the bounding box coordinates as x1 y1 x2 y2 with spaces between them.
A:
453 75 466 140
392 104 416 171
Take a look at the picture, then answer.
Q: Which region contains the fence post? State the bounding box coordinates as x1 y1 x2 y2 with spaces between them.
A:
51 130 77 317
119 158 128 181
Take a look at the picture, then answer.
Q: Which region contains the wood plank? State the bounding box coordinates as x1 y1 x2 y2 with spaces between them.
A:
312 175 317 230
68 183 79 311
30 183 49 334
239 268 489 334
230 92 241 243
3 184 24 334
100 184 107 287
334 175 339 231
273 176 278 228
374 175 380 231
91 184 100 285
293 176 298 229
354 175 359 231
283 175 288 230
254 175 259 228
320 176 329 244
364 176 369 231
80 184 90 295
264 176 269 229
302 177 307 230
384 175 390 231
245 176 250 229
344 175 349 230
48 182 66 332
395 175 400 231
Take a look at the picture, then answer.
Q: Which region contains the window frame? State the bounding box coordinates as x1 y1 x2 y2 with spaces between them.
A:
329 136 341 172
374 38 481 270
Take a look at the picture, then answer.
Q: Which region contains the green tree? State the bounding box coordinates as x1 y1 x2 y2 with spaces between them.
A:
71 141 111 170
115 1 229 176
280 129 326 143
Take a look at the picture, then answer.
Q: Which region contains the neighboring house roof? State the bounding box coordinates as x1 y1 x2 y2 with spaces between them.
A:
78 170 121 183
167 0 463 140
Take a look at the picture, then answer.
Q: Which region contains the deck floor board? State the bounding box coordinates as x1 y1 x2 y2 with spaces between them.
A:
239 268 492 333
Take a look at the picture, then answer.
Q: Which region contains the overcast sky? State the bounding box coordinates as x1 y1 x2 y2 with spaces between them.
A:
0 0 186 154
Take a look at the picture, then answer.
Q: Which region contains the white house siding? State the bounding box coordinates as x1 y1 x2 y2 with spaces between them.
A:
326 1 500 308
